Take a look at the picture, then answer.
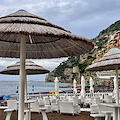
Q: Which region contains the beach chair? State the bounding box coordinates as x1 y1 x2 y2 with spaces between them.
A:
59 101 80 115
43 98 51 112
99 104 113 120
6 100 17 110
51 100 60 113
4 100 17 120
73 96 79 106
90 104 99 114
50 98 57 103
90 104 113 120
92 97 102 105
44 97 50 105
31 101 40 112
38 99 51 112
105 95 113 103
83 97 91 107
30 100 48 120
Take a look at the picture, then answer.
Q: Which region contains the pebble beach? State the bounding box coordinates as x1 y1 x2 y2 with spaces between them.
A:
0 109 97 120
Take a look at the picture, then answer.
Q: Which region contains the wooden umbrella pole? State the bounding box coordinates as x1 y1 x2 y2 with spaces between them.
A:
18 35 26 120
115 67 119 104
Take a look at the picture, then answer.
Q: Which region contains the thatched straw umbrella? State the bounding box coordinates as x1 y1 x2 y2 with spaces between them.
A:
0 59 50 100
0 9 94 120
0 59 49 75
86 47 120 104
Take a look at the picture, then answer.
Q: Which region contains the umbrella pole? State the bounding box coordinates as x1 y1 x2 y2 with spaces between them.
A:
18 35 26 120
25 76 27 101
115 67 119 104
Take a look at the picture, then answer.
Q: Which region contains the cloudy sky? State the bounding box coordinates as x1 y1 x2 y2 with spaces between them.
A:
0 0 120 81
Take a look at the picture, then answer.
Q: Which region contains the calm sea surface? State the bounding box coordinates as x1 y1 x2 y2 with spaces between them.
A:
0 81 72 96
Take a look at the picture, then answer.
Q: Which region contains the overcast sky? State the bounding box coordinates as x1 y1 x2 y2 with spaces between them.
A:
0 0 120 81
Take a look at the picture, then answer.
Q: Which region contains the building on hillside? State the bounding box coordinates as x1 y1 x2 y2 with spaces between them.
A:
107 31 120 49
96 71 120 79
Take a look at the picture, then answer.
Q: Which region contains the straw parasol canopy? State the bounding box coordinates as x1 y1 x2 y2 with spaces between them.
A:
0 59 50 75
86 47 120 71
0 9 94 59
86 47 120 104
0 9 94 120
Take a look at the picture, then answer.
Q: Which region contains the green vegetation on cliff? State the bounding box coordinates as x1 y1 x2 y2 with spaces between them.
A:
79 55 96 74
53 56 80 79
101 20 120 34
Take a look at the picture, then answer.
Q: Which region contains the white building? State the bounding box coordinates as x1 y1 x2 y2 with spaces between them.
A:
96 71 120 79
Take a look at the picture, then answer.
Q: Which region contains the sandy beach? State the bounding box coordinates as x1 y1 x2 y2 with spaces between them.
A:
0 109 100 120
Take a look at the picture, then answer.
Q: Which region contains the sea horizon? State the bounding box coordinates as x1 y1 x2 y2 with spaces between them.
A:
0 80 72 96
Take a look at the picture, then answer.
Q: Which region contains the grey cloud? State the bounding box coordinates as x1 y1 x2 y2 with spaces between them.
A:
0 0 120 38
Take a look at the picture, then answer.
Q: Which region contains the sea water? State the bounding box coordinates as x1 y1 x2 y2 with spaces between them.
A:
0 81 72 96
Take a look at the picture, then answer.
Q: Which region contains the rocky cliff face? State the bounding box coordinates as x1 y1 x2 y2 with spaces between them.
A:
45 20 120 83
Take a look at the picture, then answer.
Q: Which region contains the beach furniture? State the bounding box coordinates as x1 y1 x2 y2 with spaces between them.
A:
59 101 80 115
78 95 84 105
38 99 51 112
4 100 17 120
90 104 99 114
44 97 50 105
30 100 48 120
90 113 105 120
73 96 79 106
90 103 113 120
90 103 105 120
60 96 66 100
31 101 40 112
100 103 120 120
15 99 36 120
24 100 36 120
50 98 57 103
92 97 102 105
6 100 17 110
39 107 48 120
66 96 73 101
83 97 91 107
51 100 61 113
99 104 113 120
104 95 113 103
